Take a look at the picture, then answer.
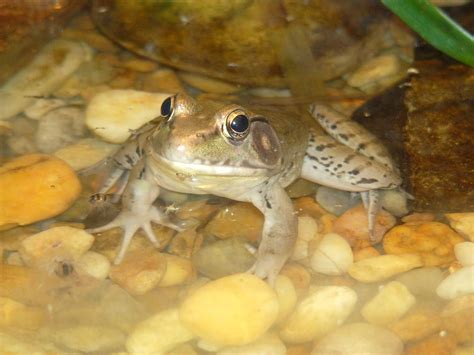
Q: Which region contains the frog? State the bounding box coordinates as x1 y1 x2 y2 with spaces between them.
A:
88 93 401 284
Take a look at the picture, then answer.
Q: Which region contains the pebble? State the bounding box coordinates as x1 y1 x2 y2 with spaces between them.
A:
280 263 312 292
122 58 157 72
0 331 61 353
347 54 403 93
383 222 464 266
395 267 444 297
0 154 81 228
348 254 423 283
279 286 357 343
291 215 320 261
361 281 416 325
0 296 46 330
310 233 353 275
293 196 329 220
379 189 409 217
20 226 94 266
47 325 125 352
179 273 279 346
274 275 297 324
76 251 111 280
126 308 195 353
454 242 474 266
441 294 474 343
311 322 403 355
446 213 474 241
54 138 118 171
286 179 318 199
192 237 255 279
405 333 457 355
217 333 286 355
168 227 203 258
178 71 242 94
24 98 68 120
333 204 396 248
109 249 167 295
204 203 263 242
389 307 442 342
436 265 474 300
0 40 92 119
353 246 380 261
35 106 86 153
143 68 185 93
61 29 118 53
315 187 358 216
85 89 171 143
157 254 194 287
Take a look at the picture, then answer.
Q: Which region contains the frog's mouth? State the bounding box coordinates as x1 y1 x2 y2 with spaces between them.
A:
151 151 273 177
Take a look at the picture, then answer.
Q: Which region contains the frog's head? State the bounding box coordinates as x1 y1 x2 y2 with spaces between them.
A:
150 93 281 176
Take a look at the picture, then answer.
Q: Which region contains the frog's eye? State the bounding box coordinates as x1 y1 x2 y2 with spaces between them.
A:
161 96 174 119
225 110 250 140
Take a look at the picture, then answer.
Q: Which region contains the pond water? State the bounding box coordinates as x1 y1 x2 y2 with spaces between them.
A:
0 1 473 354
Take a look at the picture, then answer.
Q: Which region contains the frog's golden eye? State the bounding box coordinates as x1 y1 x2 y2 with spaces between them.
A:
161 96 175 119
224 110 250 141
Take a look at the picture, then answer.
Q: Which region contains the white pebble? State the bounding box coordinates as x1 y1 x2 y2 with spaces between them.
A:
361 281 416 325
0 40 92 119
76 251 110 280
454 242 474 266
86 89 171 143
310 233 353 275
311 322 403 355
436 265 474 300
291 215 320 261
280 286 357 343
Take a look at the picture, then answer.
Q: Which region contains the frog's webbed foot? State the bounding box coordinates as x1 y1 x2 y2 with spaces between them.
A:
88 179 184 264
248 183 297 286
361 189 381 243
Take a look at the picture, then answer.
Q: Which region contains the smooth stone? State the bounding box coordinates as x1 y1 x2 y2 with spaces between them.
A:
47 325 125 352
286 179 318 199
76 251 111 280
310 233 353 275
35 106 86 153
0 331 61 353
143 68 185 93
315 186 358 216
349 254 423 283
24 98 68 119
311 322 403 355
379 189 409 217
122 58 157 72
291 215 320 261
395 267 444 297
333 204 396 248
178 71 242 94
361 281 416 325
179 273 279 346
279 286 357 343
0 40 92 119
54 138 118 171
192 237 255 279
383 222 464 266
157 254 194 287
446 213 474 241
20 226 94 266
0 296 46 330
436 265 474 300
109 249 167 295
454 242 474 266
217 333 286 355
204 203 263 242
274 275 297 324
0 154 81 228
126 308 195 353
441 295 474 343
85 89 171 143
388 306 442 342
280 263 312 292
347 54 402 93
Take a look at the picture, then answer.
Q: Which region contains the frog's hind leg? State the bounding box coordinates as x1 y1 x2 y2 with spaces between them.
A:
360 189 381 243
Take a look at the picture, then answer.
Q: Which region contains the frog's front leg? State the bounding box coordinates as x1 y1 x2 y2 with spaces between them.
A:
88 163 184 264
248 182 297 285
